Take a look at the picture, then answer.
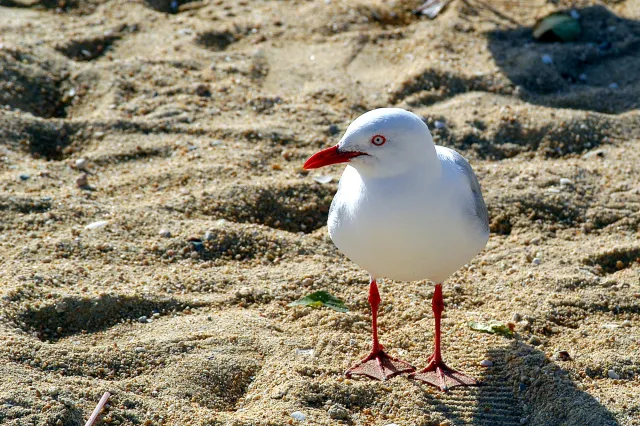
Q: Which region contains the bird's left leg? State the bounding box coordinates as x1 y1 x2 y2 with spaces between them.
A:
345 277 415 380
409 283 478 391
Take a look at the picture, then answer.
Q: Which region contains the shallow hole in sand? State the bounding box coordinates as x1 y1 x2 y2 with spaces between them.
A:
201 182 336 234
584 246 640 274
55 34 121 62
13 295 203 342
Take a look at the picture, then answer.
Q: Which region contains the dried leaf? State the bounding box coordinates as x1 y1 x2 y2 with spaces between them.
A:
288 290 348 313
533 13 581 42
469 321 514 338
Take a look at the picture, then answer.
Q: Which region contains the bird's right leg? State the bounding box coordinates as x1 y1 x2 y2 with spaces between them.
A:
345 277 415 380
409 283 478 391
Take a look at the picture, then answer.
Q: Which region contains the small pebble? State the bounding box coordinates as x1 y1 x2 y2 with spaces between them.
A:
138 316 148 323
622 320 631 327
599 41 612 51
85 220 109 230
328 404 349 420
480 359 493 367
607 370 620 380
19 174 30 181
615 260 624 270
159 229 171 238
609 82 619 89
270 388 287 399
204 231 215 240
557 350 571 361
313 175 333 184
578 73 587 82
512 312 522 322
328 124 339 135
76 173 89 188
541 54 553 64
529 336 541 346
532 258 541 265
75 158 88 170
559 178 573 186
602 323 620 330
189 239 204 252
583 149 605 159
238 287 253 297
290 411 306 421
54 301 68 313
513 85 524 97
295 348 314 357
434 120 446 129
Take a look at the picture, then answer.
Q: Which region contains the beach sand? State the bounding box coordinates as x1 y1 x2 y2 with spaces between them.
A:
0 0 639 425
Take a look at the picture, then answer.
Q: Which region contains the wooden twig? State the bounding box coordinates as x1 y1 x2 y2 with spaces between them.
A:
85 392 110 426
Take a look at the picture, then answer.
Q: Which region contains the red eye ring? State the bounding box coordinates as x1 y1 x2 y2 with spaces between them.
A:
371 134 386 146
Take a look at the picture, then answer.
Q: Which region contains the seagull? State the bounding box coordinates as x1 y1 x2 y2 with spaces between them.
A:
303 108 489 391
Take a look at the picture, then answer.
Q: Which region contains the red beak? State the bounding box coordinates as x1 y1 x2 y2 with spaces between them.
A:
303 145 366 170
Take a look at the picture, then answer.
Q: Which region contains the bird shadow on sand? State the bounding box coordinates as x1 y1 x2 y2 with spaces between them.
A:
486 5 640 114
409 340 618 426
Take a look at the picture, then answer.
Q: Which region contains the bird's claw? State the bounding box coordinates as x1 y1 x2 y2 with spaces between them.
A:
345 349 415 381
409 359 478 391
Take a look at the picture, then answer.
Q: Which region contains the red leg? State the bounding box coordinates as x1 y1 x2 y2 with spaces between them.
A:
345 278 415 380
409 283 478 391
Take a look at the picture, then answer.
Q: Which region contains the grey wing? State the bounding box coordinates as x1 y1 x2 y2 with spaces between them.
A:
450 151 490 234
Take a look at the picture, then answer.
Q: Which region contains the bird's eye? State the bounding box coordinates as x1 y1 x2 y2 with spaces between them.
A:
371 134 386 146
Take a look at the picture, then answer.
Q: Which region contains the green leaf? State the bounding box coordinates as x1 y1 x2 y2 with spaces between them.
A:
533 13 581 42
469 321 514 338
288 290 348 313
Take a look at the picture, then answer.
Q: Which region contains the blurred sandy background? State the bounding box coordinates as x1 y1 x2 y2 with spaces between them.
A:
0 0 639 425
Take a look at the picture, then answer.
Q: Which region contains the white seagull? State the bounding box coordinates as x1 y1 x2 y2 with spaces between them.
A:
303 108 489 391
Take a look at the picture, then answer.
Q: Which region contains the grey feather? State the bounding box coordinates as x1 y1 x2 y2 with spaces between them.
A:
450 151 490 233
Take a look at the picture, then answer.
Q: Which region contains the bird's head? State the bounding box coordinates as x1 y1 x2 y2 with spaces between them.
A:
303 108 437 177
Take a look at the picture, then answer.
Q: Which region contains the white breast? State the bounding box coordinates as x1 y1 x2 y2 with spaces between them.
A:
328 159 488 283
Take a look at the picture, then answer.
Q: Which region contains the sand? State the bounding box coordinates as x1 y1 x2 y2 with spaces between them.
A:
0 0 639 425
